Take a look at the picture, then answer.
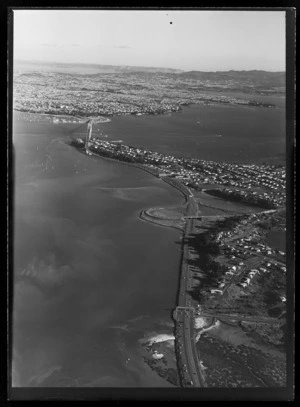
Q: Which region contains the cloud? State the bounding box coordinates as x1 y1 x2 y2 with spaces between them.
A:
114 45 131 49
71 44 79 47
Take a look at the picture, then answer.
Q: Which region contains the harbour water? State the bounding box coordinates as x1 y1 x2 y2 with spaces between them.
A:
12 117 183 387
12 99 285 387
88 102 285 164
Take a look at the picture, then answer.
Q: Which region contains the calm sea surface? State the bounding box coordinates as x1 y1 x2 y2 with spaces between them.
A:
87 102 285 164
13 118 183 387
12 100 285 387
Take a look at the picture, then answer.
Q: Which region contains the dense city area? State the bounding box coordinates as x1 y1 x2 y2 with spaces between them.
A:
13 68 280 118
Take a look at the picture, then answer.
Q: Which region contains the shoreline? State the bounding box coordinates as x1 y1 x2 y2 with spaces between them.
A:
76 146 190 206
16 111 286 387
72 142 206 387
13 109 112 123
13 89 283 124
13 103 287 388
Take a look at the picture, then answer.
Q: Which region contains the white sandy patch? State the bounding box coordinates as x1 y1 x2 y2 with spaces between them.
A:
195 320 220 342
152 352 164 360
194 317 210 329
144 334 175 346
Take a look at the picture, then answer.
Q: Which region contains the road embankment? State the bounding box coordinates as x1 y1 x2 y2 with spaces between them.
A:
139 208 185 231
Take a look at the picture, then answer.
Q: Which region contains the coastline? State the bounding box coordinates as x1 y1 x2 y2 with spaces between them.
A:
78 146 190 206
73 142 205 387
13 110 287 388
15 108 287 388
13 123 186 388
13 87 281 121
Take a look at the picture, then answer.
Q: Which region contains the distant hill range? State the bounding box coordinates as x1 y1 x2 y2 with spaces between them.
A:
178 70 285 88
15 60 285 91
14 60 183 74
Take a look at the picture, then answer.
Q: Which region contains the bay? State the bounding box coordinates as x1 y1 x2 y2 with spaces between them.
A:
89 102 285 164
12 118 182 387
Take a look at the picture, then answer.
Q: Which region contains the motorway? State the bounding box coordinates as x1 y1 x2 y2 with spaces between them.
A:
174 186 207 387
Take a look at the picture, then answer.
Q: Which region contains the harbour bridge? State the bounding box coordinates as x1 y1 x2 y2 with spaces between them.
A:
66 116 108 155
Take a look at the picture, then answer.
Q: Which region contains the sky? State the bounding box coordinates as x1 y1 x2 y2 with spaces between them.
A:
13 10 286 71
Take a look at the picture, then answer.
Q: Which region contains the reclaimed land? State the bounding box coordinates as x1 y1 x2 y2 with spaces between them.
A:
139 207 185 231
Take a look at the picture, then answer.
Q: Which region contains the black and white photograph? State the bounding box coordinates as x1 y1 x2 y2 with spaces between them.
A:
8 7 294 400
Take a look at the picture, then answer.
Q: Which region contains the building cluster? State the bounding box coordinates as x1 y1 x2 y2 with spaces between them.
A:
183 161 285 208
208 213 286 298
83 137 285 210
13 69 275 118
208 188 285 209
79 136 285 302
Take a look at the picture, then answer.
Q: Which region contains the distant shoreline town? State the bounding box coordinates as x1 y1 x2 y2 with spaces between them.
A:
13 64 283 118
73 137 285 210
